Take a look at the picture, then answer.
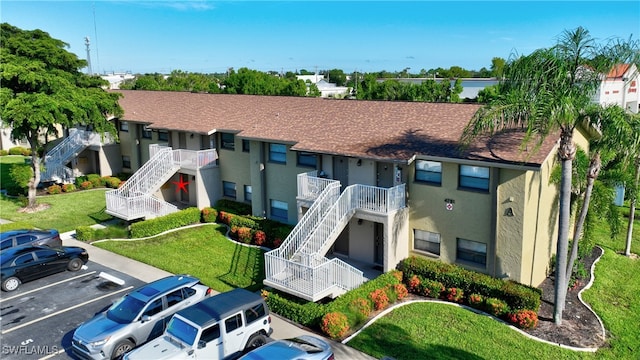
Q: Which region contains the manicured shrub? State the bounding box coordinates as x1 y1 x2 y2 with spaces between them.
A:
394 283 409 300
75 226 94 241
468 293 484 308
130 207 201 238
217 211 233 225
229 215 258 230
47 184 62 194
215 199 252 215
253 230 267 246
62 183 76 192
80 181 93 190
390 270 403 282
272 238 283 248
261 290 324 327
407 274 420 293
507 309 539 329
75 175 88 187
201 207 218 223
418 278 444 298
9 146 30 156
87 173 103 187
320 312 349 340
0 149 8 156
104 176 122 188
348 297 372 318
369 288 390 310
8 164 32 195
236 227 252 244
484 297 509 317
444 287 464 303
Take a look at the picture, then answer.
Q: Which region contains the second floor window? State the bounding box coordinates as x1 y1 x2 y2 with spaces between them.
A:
158 130 169 142
269 143 287 164
297 152 317 168
459 165 489 191
244 185 252 203
270 199 288 222
242 139 250 152
142 126 152 139
221 133 235 150
415 160 442 185
119 121 129 132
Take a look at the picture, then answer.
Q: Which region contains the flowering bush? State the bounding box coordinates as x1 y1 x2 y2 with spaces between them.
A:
419 279 444 298
468 293 484 308
47 184 62 194
253 230 267 246
237 227 252 243
394 283 408 300
272 238 283 248
62 183 76 192
349 297 372 318
260 289 270 299
507 309 539 329
80 181 93 190
407 275 421 293
444 287 464 303
369 288 390 310
217 211 233 225
484 297 509 317
202 207 218 223
320 312 349 340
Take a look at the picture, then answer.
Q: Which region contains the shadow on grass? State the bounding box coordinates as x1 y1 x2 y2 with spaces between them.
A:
214 226 266 292
349 322 485 360
88 206 115 223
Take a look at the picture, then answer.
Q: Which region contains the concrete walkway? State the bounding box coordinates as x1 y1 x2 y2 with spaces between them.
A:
56 225 378 360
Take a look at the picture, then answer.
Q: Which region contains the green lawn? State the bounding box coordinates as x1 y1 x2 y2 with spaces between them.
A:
0 188 113 232
0 155 28 191
94 225 265 292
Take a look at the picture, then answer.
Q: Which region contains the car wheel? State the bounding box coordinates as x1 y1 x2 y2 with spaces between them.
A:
68 258 83 271
111 339 135 359
245 333 267 350
2 276 21 292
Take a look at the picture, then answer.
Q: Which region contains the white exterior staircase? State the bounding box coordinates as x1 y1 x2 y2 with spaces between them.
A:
41 129 107 183
264 173 406 301
105 145 180 221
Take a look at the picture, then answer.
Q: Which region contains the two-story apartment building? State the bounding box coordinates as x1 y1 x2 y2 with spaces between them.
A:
48 89 596 301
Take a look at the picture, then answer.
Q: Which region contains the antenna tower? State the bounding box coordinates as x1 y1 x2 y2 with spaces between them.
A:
84 36 93 75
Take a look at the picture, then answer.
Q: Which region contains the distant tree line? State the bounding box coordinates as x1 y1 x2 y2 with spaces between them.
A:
119 59 508 103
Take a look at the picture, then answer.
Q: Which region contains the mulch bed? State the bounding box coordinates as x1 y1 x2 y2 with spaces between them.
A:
522 246 606 349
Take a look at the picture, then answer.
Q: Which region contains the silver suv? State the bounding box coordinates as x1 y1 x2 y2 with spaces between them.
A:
123 288 272 360
72 275 212 360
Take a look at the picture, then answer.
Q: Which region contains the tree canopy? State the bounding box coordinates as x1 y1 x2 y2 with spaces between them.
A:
0 23 122 208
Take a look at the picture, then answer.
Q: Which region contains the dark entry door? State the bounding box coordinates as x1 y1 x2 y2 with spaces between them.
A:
374 223 384 265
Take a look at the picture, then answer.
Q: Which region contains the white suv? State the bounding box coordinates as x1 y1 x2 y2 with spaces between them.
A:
123 288 272 360
72 275 213 360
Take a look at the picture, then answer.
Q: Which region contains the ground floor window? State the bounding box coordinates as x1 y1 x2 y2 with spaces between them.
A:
244 185 252 203
223 181 236 199
122 155 131 169
270 199 288 222
456 238 487 267
413 229 440 256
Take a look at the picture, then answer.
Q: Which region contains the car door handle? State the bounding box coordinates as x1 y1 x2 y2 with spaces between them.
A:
237 332 244 336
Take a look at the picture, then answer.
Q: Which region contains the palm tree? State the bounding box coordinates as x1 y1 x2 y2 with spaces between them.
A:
460 27 637 325
565 106 640 287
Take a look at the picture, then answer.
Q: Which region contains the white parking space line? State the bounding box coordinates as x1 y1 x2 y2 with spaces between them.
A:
99 271 125 285
1 286 133 335
38 348 67 360
0 271 97 303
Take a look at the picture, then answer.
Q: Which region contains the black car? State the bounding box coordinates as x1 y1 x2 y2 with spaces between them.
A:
1 229 62 251
1 245 89 291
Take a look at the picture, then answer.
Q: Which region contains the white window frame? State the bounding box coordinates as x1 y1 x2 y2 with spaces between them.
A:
269 143 287 164
456 238 487 267
270 199 288 222
415 160 442 185
222 181 236 199
413 229 441 256
459 165 489 191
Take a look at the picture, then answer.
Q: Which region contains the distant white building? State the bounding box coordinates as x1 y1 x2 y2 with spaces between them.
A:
593 63 639 113
101 72 136 90
297 74 350 98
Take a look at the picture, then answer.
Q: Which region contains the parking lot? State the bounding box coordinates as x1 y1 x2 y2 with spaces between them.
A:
0 261 145 360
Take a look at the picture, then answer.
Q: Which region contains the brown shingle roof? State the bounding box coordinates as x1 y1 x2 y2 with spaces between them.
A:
114 90 557 167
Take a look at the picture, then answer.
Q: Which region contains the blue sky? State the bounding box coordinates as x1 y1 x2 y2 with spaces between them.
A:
2 1 638 75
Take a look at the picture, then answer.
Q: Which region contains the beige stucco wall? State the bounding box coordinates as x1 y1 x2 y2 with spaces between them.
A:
407 162 493 274
218 135 251 204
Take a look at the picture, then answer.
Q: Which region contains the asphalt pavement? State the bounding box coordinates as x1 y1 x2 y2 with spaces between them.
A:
57 227 378 360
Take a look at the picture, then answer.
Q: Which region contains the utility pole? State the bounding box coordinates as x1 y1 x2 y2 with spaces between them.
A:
84 36 93 75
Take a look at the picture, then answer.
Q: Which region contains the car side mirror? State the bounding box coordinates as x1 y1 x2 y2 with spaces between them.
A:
141 315 151 323
197 340 206 349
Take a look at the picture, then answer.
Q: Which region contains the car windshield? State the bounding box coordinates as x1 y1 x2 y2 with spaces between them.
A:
288 338 323 353
106 295 146 324
166 317 198 346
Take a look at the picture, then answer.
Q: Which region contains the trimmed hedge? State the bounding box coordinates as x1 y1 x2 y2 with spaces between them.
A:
215 199 252 215
397 256 541 311
261 290 325 328
75 226 95 241
130 207 201 238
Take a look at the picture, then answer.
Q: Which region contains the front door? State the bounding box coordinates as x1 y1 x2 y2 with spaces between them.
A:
374 223 384 266
332 156 349 192
376 163 394 188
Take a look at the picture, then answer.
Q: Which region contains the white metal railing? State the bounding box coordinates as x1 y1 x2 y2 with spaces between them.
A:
105 193 178 220
297 171 336 200
41 129 111 181
106 144 218 220
265 173 406 301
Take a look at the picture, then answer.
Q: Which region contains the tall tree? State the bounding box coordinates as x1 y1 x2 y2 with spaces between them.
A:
0 23 122 210
460 27 637 325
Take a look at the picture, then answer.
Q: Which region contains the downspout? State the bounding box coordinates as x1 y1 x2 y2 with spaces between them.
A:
260 142 267 217
491 168 498 278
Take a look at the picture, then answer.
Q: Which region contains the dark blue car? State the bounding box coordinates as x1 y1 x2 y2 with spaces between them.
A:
1 245 89 291
1 229 62 251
